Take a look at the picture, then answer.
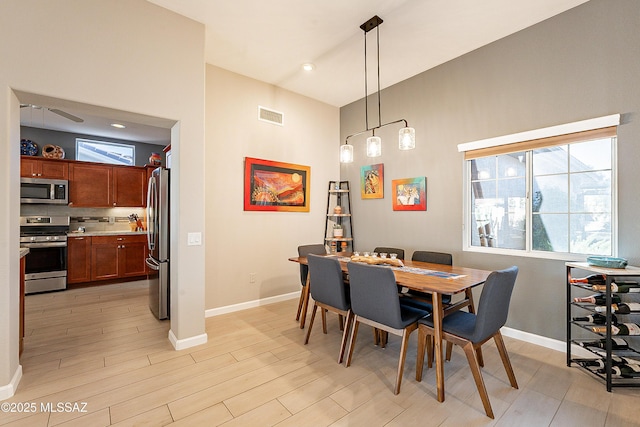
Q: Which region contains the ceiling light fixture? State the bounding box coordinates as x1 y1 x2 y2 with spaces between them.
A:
110 123 126 129
302 63 315 72
340 15 415 164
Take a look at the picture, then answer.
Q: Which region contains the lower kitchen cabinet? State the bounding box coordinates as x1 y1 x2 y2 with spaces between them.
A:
67 235 92 284
68 234 148 284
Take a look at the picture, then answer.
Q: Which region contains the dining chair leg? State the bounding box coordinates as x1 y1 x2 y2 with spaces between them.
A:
493 332 518 389
445 341 453 361
416 325 427 381
394 328 412 394
299 276 311 329
295 288 304 321
338 314 344 331
304 304 318 344
321 308 328 334
476 347 485 367
338 311 353 364
345 317 360 367
462 341 494 419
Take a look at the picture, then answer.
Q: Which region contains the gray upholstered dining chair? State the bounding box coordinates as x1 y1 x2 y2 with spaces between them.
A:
345 262 430 394
373 247 405 260
415 266 519 419
296 244 327 322
405 250 454 308
305 254 353 363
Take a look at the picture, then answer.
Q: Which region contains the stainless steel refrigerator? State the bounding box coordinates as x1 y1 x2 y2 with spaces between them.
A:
146 167 170 320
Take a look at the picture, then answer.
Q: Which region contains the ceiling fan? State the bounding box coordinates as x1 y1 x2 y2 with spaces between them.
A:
20 103 84 123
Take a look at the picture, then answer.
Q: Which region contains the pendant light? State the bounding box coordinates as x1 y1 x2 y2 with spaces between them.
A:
341 15 416 163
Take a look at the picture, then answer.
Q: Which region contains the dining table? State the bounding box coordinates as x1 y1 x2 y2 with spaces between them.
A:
288 253 492 402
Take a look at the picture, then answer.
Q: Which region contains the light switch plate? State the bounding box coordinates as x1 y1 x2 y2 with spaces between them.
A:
187 232 202 246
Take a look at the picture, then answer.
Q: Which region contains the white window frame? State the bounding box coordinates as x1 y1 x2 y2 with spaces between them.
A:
459 114 620 261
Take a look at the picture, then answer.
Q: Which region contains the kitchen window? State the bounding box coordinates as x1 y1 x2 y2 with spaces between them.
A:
459 115 619 259
76 138 135 166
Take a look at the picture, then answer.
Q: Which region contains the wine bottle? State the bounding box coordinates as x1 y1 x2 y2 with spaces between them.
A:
577 358 629 369
570 274 606 285
590 323 640 335
599 364 640 378
573 293 621 305
592 281 640 293
572 313 617 325
579 337 629 350
595 302 640 314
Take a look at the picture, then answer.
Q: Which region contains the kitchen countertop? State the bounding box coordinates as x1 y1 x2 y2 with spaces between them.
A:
68 231 147 237
20 248 29 258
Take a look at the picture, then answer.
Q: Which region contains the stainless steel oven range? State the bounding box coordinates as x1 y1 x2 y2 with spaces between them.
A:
20 216 70 294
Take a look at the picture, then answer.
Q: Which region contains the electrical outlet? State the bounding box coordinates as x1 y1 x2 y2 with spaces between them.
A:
249 273 256 283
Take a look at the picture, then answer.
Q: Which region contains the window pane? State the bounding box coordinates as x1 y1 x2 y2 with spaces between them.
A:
570 138 611 172
470 156 526 250
472 157 495 180
533 213 568 252
570 213 611 255
532 175 568 213
570 171 611 212
76 139 135 166
533 146 567 175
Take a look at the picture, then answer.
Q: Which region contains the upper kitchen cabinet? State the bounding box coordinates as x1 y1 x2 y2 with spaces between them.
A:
113 166 147 207
20 157 69 179
69 162 147 207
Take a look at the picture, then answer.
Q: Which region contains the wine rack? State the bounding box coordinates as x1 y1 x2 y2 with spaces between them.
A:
566 262 640 391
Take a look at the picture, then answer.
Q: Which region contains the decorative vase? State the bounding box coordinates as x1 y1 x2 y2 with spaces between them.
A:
149 152 162 166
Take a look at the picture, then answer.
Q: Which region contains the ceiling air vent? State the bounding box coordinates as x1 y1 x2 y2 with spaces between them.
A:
258 106 284 126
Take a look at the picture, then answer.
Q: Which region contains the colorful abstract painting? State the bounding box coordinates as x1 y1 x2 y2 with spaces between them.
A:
360 163 384 199
244 157 310 211
392 177 426 211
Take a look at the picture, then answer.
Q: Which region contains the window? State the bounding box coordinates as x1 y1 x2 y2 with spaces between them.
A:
460 116 619 259
76 138 135 166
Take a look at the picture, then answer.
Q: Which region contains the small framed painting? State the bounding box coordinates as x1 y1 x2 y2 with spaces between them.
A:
360 163 384 199
392 177 426 211
244 157 310 211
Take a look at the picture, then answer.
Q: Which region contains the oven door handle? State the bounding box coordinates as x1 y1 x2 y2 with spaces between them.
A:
20 242 67 248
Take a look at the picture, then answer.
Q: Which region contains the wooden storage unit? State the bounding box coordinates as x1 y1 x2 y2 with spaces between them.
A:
566 262 640 391
69 162 147 207
20 156 69 179
324 181 354 253
67 235 92 284
91 234 148 281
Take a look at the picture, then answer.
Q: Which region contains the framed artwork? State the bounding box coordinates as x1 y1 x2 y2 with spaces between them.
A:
360 163 384 199
392 177 427 211
243 157 310 211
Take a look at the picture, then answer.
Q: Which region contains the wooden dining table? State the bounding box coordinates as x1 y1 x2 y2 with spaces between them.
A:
289 253 492 402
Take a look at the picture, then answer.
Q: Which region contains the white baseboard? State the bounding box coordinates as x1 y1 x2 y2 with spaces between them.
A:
0 365 22 401
502 326 593 357
205 291 300 318
168 330 208 351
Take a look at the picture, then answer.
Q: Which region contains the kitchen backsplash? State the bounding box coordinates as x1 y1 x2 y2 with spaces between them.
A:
20 205 146 233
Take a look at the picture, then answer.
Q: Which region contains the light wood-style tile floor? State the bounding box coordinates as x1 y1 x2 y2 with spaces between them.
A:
3 280 640 426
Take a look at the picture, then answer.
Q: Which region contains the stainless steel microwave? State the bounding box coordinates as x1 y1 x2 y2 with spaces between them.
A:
20 178 68 204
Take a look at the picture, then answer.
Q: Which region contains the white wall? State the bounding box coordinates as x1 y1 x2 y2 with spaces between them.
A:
0 0 206 397
204 65 339 309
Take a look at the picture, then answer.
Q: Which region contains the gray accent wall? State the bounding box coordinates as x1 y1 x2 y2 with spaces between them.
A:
20 126 169 167
340 0 640 341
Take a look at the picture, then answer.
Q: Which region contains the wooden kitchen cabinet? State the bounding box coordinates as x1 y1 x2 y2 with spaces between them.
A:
69 162 146 208
69 162 112 207
21 156 69 179
90 234 148 281
113 166 147 207
67 235 92 284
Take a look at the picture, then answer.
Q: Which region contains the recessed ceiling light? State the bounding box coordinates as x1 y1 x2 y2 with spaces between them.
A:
110 123 126 129
302 63 315 72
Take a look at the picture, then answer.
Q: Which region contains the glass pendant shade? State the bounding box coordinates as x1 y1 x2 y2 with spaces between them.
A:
366 136 382 157
340 144 354 163
399 127 416 150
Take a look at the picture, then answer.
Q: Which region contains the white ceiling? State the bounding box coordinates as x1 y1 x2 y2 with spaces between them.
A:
20 0 589 141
